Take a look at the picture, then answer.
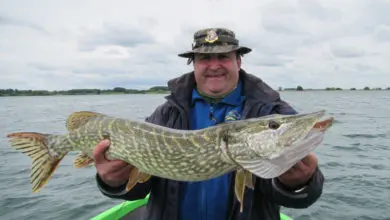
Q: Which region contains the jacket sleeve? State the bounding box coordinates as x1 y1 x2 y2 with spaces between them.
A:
255 167 324 208
255 99 325 208
95 102 169 200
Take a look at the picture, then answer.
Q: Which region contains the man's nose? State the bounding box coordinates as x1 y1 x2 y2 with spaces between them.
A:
208 57 221 70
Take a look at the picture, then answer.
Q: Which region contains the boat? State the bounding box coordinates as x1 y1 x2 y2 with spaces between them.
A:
91 194 293 220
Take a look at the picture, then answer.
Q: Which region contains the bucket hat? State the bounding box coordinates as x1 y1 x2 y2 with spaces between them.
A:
178 28 252 60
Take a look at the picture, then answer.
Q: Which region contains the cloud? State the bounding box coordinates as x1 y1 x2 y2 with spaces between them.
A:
78 22 156 51
0 0 389 91
330 45 366 58
0 15 49 35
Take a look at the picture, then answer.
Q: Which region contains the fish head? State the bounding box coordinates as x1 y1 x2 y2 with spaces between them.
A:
221 110 333 159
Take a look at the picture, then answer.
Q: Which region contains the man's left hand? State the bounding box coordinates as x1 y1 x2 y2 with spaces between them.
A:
277 153 318 189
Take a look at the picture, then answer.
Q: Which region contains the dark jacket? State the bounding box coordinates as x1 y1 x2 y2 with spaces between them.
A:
96 69 325 220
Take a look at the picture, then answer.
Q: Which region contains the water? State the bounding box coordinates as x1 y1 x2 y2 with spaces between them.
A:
0 91 389 220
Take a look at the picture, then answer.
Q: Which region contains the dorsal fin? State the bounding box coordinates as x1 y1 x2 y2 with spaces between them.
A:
66 111 107 131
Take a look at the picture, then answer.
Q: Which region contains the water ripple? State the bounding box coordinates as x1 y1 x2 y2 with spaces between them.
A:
344 133 388 139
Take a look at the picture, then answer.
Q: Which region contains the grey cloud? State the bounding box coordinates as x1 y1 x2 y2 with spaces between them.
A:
104 48 124 55
72 66 129 75
297 0 342 22
260 0 341 36
330 45 366 58
130 44 179 65
0 76 29 89
0 15 49 35
340 0 390 36
27 60 130 76
246 54 292 67
362 0 390 26
373 25 390 42
355 64 376 72
26 62 61 71
261 14 308 35
100 77 168 89
78 22 156 51
256 59 285 67
239 31 305 57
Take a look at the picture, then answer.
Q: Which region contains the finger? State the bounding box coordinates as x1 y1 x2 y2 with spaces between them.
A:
282 161 305 178
104 165 132 182
301 153 318 169
292 161 305 170
93 139 110 164
281 169 294 177
105 160 131 173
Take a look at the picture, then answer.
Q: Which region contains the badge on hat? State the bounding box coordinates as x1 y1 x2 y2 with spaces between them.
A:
205 29 218 43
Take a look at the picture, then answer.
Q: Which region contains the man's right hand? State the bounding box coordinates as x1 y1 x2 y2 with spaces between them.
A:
93 139 132 188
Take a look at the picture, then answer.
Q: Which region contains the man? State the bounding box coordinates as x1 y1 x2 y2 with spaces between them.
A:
93 28 324 220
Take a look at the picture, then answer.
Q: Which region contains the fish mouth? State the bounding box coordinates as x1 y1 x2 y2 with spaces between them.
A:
278 110 332 145
311 116 334 132
285 114 334 144
300 116 334 142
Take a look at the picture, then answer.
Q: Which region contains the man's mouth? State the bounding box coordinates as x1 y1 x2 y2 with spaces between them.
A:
206 73 226 78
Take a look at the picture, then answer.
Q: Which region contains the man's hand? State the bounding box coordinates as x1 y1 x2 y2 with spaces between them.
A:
278 153 318 189
93 139 132 188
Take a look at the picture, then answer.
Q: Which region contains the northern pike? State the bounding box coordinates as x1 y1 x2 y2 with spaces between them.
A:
7 110 333 211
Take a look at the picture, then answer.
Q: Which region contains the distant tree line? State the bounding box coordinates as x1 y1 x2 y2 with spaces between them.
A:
0 86 169 97
278 86 390 91
2 85 390 97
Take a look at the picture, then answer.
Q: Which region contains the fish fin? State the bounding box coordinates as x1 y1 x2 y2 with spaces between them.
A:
138 172 152 183
73 152 94 168
7 132 66 193
234 169 254 212
244 170 254 190
66 111 107 131
125 167 151 191
236 132 325 179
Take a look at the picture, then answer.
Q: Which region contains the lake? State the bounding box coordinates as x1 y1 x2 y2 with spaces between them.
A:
1 90 389 220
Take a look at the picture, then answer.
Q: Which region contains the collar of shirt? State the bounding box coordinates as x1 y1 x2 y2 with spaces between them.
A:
191 80 245 106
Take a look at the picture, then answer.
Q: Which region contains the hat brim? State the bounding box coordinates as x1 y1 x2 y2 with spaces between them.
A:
178 45 252 58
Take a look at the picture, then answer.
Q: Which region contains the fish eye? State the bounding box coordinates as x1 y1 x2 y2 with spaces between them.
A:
268 120 280 130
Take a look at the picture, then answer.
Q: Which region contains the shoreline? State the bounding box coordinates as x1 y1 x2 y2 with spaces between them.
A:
1 88 389 97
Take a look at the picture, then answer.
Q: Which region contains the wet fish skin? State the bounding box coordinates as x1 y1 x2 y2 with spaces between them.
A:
6 110 333 212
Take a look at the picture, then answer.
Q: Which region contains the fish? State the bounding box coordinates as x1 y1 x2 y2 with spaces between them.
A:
6 110 333 212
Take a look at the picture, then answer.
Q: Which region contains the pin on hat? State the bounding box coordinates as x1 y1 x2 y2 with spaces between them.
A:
204 29 218 43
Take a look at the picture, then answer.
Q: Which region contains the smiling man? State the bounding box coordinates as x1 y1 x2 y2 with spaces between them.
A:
93 28 325 220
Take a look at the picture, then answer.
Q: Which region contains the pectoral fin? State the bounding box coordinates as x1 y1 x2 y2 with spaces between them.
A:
73 152 94 168
125 167 151 191
234 169 254 212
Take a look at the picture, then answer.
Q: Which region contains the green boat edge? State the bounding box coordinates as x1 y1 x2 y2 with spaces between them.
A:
91 194 293 220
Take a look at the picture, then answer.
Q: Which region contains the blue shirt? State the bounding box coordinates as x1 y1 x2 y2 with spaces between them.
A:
179 80 246 220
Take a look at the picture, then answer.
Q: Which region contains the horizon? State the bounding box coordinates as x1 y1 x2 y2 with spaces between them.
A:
1 85 389 93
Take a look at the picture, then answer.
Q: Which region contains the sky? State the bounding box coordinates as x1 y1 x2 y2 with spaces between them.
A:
0 0 389 90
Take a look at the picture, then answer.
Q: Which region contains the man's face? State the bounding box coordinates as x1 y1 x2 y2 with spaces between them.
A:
193 51 241 97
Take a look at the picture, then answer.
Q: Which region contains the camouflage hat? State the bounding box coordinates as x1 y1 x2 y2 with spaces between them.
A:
178 28 252 59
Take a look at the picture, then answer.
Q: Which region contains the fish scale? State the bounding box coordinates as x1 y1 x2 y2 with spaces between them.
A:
6 110 333 212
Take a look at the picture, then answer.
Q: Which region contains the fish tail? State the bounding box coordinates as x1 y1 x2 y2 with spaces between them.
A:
7 132 67 193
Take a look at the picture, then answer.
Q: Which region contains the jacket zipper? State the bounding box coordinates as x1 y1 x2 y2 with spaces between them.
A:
201 184 205 220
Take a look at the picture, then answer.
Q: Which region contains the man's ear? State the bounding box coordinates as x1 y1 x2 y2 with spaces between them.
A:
237 55 242 68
